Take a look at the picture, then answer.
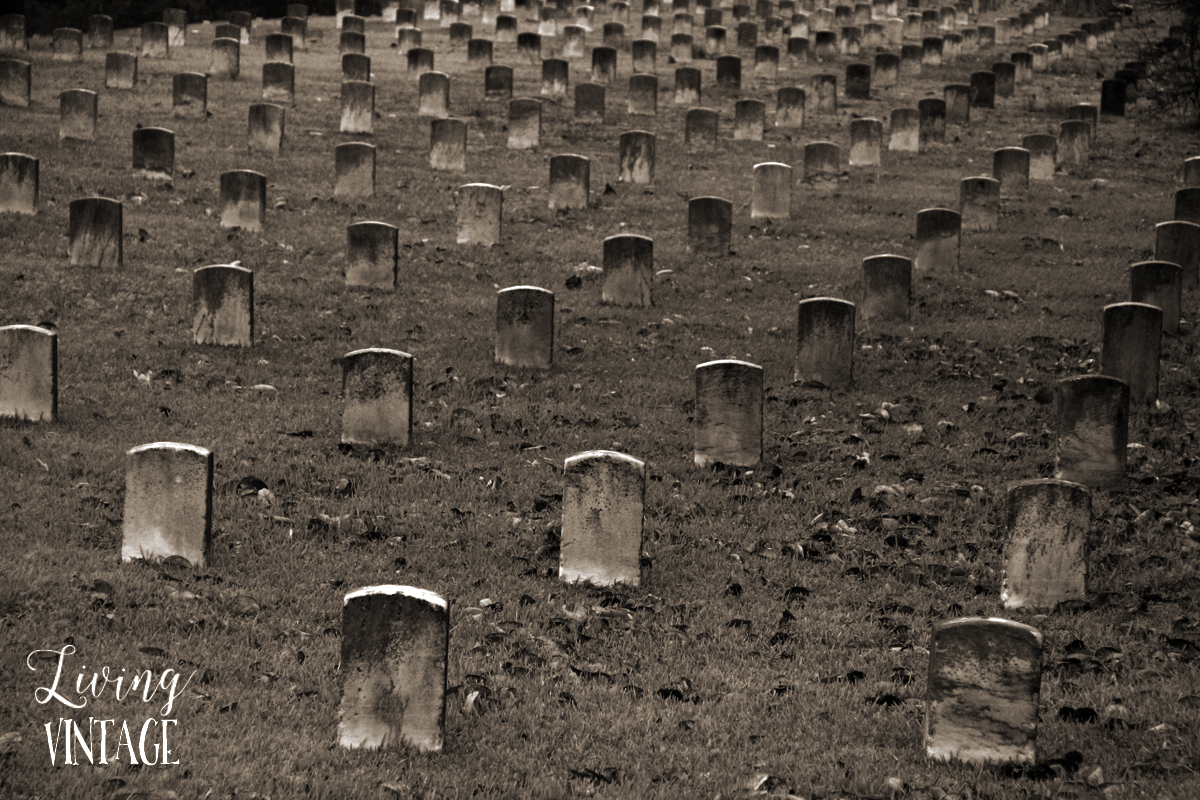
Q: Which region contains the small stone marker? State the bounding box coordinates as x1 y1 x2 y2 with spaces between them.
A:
849 118 882 166
633 39 658 74
575 82 605 121
755 44 779 77
339 586 448 753
518 32 542 65
59 90 96 142
786 36 810 67
132 127 174 180
266 33 294 64
1066 104 1098 143
508 98 542 148
899 44 921 76
248 103 285 154
618 130 655 183
889 108 919 152
172 72 207 117
209 37 240 80
992 62 1015 97
733 99 765 140
0 59 30 107
970 70 995 107
1176 188 1200 224
418 71 451 118
688 196 733 255
219 170 266 231
602 234 653 306
192 264 254 347
549 154 590 210
335 142 376 198
1022 134 1056 181
561 451 647 586
914 208 961 272
564 26 587 58
925 617 1043 765
69 197 122 266
845 62 871 99
629 74 657 115
1057 121 1091 169
1002 480 1091 611
341 80 375 134
803 142 841 189
1011 52 1032 85
752 162 792 221
592 45 617 83
0 325 57 422
694 360 763 468
706 25 728 57
685 107 719 148
263 61 295 104
485 65 513 100
1101 302 1162 405
542 58 568 98
496 286 554 368
342 349 413 447
775 86 804 128
105 52 138 89
813 73 837 112
675 67 701 105
457 183 503 245
716 55 741 89
918 98 945 151
141 22 169 58
993 147 1030 199
89 15 114 48
468 38 493 64
122 443 213 567
1055 375 1129 490
1155 220 1200 290
1129 260 1182 336
959 176 1000 232
164 9 187 47
874 52 898 87
794 297 855 388
346 221 399 289
861 254 911 323
923 35 943 65
495 15 517 43
407 48 435 75
944 84 969 125
53 28 83 62
429 118 467 171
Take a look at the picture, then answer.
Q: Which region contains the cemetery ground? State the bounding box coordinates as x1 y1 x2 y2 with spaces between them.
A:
2 9 1200 800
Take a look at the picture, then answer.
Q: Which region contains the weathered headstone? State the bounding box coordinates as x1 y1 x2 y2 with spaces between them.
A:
132 128 174 180
549 154 590 210
899 44 922 76
341 53 370 84
517 32 542 65
335 142 376 197
283 16 307 50
959 176 1000 232
346 221 398 289
706 25 728 57
773 86 804 128
228 10 251 43
803 141 841 189
787 35 810 67
69 197 121 266
1054 375 1128 490
141 22 169 58
59 90 97 141
429 118 467 171
342 349 413 446
813 73 837 112
338 586 448 753
105 52 138 90
1185 156 1200 188
618 130 655 183
993 147 1030 199
733 99 765 140
397 26 422 54
752 162 792 220
629 73 657 115
340 30 366 56
1130 260 1182 336
485 65 513 100
849 117 883 166
247 103 285 155
602 234 653 306
914 208 961 272
969 70 995 109
542 58 568 98
694 360 763 468
688 196 732 255
685 107 719 148
1100 302 1162 406
341 80 375 134
1002 480 1090 611
192 265 254 347
1057 120 1091 169
592 45 617 83
795 298 855 388
209 37 240 79
561 451 647 586
457 183 503 245
122 443 213 567
918 98 945 151
53 28 83 62
845 62 871 99
89 15 114 49
496 286 554 368
1155 220 1200 290
874 52 899 87
922 35 943 65
755 44 779 77
0 325 56 422
468 38 494 64
418 71 451 117
407 47 435 74
575 82 605 121
944 84 969 125
265 33 293 64
633 39 658 74
861 254 911 323
888 107 919 152
0 59 30 107
262 61 295 104
219 170 266 231
1022 134 1056 181
172 72 207 118
675 67 701 104
925 617 1043 765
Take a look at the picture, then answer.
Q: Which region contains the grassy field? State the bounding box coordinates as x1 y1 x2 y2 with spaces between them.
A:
2 4 1199 799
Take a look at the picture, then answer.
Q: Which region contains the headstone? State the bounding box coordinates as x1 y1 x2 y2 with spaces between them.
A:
209 37 240 80
1054 375 1128 490
1002 480 1090 611
0 59 30 107
733 99 765 140
917 98 945 150
888 107 919 152
266 33 294 64
694 360 763 468
688 196 733 255
1100 79 1125 116
496 14 517 43
794 298 855 388
542 58 568 98
335 142 376 197
900 44 922 75
172 72 206 117
0 152 37 215
925 618 1043 765
429 118 467 171
495 286 554 368
1155 220 1200 291
468 38 494 63
342 349 413 446
633 39 658 74
561 451 646 586
1057 120 1090 168
141 22 169 58
89 15 114 49
340 30 366 55
752 162 792 220
263 61 295 104
219 170 266 232
787 36 810 67
675 66 701 104
549 154 590 210
922 36 942 65
849 117 882 166
737 20 758 49
603 21 628 48
803 141 840 189
59 90 97 141
959 176 999 231
944 84 969 124
419 71 451 117
575 82 605 120
407 47 435 74
397 27 422 54
993 147 1030 199
874 52 899 87
591 46 617 83
775 86 804 127
0 325 56 422
1175 188 1200 224
342 53 371 83
457 183 503 245
485 65 513 100
706 25 728 56
192 265 253 347
1011 52 1032 85
518 32 542 65
1018 134 1055 182
991 62 1015 98
861 254 911 323
845 62 871 99
338 586 448 755
602 234 653 306
122 443 213 567
346 221 398 289
341 80 375 134
132 127 174 180
1100 302 1162 406
53 28 83 62
68 197 122 266
450 22 473 43
685 107 719 147
914 208 960 271
282 16 307 50
1130 261 1183 336
754 45 779 77
813 73 837 112
248 103 285 155
629 73 658 115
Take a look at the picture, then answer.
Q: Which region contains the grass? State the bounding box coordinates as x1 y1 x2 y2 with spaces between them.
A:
2 6 1200 800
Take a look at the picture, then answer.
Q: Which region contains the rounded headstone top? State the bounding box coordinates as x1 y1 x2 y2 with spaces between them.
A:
194 263 252 275
696 358 762 371
1005 477 1090 494
0 323 55 335
933 615 1044 643
565 450 646 469
498 285 553 295
343 347 413 359
127 442 211 457
344 584 447 608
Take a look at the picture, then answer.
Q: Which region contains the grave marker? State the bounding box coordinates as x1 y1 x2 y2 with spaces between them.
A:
335 142 376 197
0 325 56 422
69 197 121 266
248 103 285 154
849 118 882 166
340 30 366 55
0 59 30 107
1022 134 1056 181
266 33 294 63
1054 375 1128 490
283 16 307 50
561 451 647 586
592 45 617 83
970 70 995 107
918 98 945 150
59 90 97 141
229 11 252 43
633 39 658 74
105 52 138 90
688 196 733 255
0 152 37 215
1057 121 1090 169
775 86 804 127
629 73 658 115
398 27 422 54
219 170 266 231
53 28 83 62
575 82 605 121
845 62 871 99
694 360 763 468
341 80 375 134
602 234 653 306
142 22 169 58
132 127 174 180
342 349 413 446
429 118 467 171
803 141 840 189
672 32 693 62
346 221 399 289
675 66 701 104
122 443 213 567
752 162 792 220
263 61 295 104
888 107 919 152
549 154 590 210
543 58 568 98
874 52 899 87
685 107 719 147
1100 79 1126 116
1175 188 1200 224
861 254 911 323
343 53 371 83
795 298 855 388
457 183 503 245
89 15 114 49
192 265 253 347
1002 480 1090 611
468 38 494 64
1184 156 1200 187
209 37 240 79
419 71 451 118
1100 302 1162 405
618 130 655 183
755 44 779 77
518 32 542 65
914 208 961 271
496 286 554 368
1130 260 1182 336
813 73 837 112
407 47 435 74
944 84 969 125
733 99 765 140
485 65 513 100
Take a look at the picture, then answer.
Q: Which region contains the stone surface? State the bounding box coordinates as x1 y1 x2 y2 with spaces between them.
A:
122 443 213 567
0 325 56 422
342 349 414 446
192 265 254 346
1054 375 1129 490
495 286 554 369
694 359 763 468
1003 480 1090 611
561 451 647 586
